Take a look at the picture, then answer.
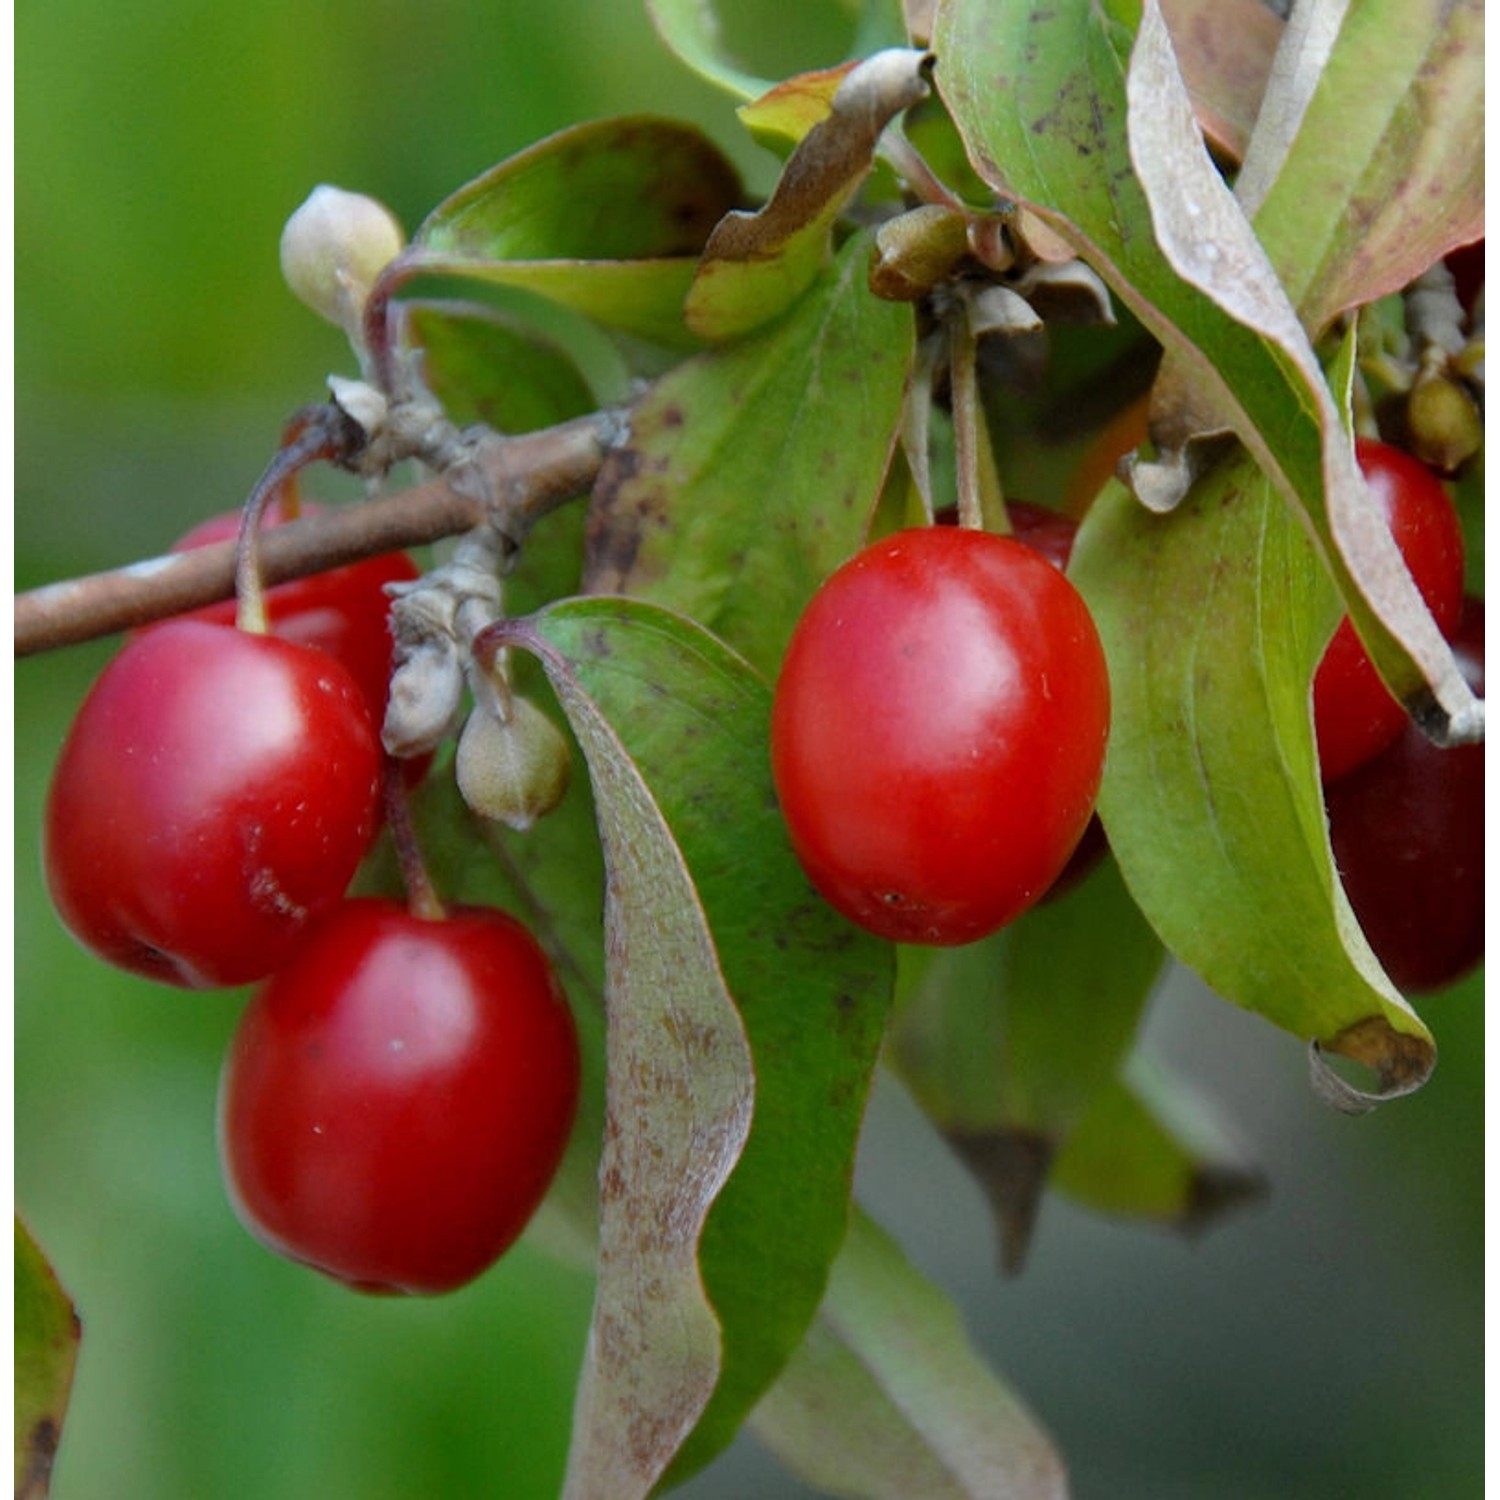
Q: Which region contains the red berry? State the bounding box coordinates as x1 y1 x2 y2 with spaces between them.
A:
44 620 382 988
1313 439 1466 783
771 526 1111 945
160 499 419 727
218 898 581 1295
1325 597 1484 994
1005 499 1081 574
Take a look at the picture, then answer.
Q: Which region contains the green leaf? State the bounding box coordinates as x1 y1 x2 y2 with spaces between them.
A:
751 1208 1068 1500
586 227 913 677
889 856 1164 1269
15 1218 80 1500
1051 1051 1267 1232
1242 0 1482 329
645 0 775 103
494 597 895 1490
492 604 754 1500
405 302 597 434
398 118 743 348
1068 451 1436 1103
933 0 1480 746
685 49 931 340
414 117 740 263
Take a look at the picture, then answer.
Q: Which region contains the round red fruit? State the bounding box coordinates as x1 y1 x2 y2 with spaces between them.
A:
1325 597 1484 994
1313 439 1465 782
43 620 382 988
161 499 419 727
218 898 581 1295
770 526 1111 945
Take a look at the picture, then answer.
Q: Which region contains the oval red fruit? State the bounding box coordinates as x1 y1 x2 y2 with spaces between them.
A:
218 898 581 1295
44 620 382 987
771 526 1111 945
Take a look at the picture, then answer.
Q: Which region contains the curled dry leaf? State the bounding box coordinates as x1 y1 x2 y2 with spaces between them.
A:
685 48 933 340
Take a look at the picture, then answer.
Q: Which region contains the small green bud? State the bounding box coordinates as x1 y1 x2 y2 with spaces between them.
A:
456 695 572 832
1405 371 1483 475
279 185 405 339
870 205 972 301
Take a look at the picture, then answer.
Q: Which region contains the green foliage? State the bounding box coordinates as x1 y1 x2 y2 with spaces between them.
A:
496 598 895 1488
586 227 912 677
401 118 745 348
1071 453 1435 1099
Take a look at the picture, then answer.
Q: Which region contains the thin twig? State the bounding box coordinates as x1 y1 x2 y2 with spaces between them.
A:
13 409 621 658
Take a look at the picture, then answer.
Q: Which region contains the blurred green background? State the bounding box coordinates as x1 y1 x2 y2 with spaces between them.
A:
15 3 1483 1498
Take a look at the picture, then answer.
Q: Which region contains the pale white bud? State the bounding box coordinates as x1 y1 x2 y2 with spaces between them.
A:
382 641 466 759
456 696 572 832
280 185 405 339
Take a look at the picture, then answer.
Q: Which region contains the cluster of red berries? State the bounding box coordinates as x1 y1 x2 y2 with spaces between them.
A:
771 438 1483 994
43 508 580 1295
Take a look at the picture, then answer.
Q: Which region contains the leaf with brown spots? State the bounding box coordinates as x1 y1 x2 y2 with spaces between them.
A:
586 226 913 679
492 597 893 1491
15 1218 80 1500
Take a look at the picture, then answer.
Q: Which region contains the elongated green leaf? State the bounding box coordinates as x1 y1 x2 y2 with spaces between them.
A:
752 1208 1068 1500
1247 0 1483 331
15 1218 80 1500
890 857 1163 1269
933 0 1479 746
497 605 756 1500
1069 452 1435 1101
1051 1052 1266 1232
405 302 597 434
685 50 931 340
396 118 743 348
494 598 895 1489
586 227 912 677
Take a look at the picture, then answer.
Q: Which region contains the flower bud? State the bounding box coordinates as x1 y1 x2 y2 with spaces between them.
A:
382 641 466 760
280 185 405 337
1405 371 1483 475
456 695 572 832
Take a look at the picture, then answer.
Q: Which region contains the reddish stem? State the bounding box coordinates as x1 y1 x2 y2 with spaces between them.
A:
233 409 352 633
381 758 446 922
